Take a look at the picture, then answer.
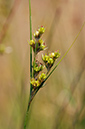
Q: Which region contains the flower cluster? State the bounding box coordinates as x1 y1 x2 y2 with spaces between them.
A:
29 39 46 54
29 26 46 54
42 51 60 71
30 78 40 87
33 60 44 77
30 73 46 87
29 26 60 88
33 26 45 39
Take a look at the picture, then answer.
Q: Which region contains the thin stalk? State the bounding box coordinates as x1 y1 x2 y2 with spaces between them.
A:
24 0 32 129
24 96 31 129
45 22 85 82
29 0 32 94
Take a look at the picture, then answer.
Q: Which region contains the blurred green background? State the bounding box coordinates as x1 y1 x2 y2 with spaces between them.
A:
0 0 85 129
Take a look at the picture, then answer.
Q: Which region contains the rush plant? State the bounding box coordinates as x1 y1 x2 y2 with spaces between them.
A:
24 0 85 129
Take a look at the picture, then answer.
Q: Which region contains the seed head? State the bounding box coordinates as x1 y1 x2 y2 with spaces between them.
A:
30 78 40 87
39 73 46 82
33 26 45 39
42 51 60 71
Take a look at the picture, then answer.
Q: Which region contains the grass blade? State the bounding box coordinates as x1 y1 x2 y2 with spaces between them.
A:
45 22 85 82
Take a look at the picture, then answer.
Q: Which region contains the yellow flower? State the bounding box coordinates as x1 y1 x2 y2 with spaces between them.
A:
33 26 45 39
39 73 46 82
42 51 60 71
54 50 61 58
29 39 35 46
30 78 40 87
38 26 45 34
48 58 54 64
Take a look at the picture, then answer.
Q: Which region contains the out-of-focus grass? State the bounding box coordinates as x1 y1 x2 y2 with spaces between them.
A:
0 0 85 129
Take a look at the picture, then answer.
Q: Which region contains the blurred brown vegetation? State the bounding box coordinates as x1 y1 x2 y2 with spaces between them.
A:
0 0 85 129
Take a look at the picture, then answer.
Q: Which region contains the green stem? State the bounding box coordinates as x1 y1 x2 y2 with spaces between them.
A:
24 0 32 129
24 96 31 129
29 0 32 94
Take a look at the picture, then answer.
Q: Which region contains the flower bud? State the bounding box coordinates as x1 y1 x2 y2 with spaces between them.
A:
33 26 45 39
39 73 46 82
35 40 46 54
49 51 60 60
38 26 45 34
42 51 60 71
54 50 61 59
30 78 40 87
42 54 49 62
48 58 54 64
33 31 40 39
29 39 35 47
34 60 44 77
